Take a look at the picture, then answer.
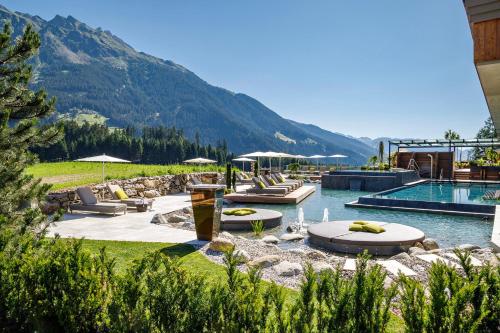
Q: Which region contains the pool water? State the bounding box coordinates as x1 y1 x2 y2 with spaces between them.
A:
372 182 500 205
228 184 493 248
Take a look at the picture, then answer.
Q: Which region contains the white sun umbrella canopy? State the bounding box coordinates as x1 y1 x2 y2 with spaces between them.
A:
183 157 217 164
240 152 267 172
330 154 348 170
75 154 131 183
306 154 327 169
232 157 255 172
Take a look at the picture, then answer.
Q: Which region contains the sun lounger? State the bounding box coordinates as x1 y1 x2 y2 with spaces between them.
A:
257 176 293 191
69 186 127 216
272 172 304 187
262 174 298 190
236 172 253 184
105 184 153 209
246 177 289 196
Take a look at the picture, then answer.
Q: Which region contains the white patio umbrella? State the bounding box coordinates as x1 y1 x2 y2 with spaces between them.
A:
75 153 131 183
306 154 327 169
330 154 348 170
240 152 266 172
275 152 295 171
183 157 217 164
232 157 255 172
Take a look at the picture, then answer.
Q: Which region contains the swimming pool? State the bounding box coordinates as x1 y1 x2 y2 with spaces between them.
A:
228 184 493 248
372 182 500 205
353 181 499 217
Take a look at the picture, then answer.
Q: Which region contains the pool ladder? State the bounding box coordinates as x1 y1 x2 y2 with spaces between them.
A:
407 159 420 172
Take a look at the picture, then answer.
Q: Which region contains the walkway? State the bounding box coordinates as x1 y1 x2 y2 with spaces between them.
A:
47 194 202 245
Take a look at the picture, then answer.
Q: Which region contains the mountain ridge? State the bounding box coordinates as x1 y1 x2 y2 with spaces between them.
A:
0 5 376 164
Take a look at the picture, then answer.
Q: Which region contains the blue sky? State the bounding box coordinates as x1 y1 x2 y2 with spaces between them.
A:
2 0 490 139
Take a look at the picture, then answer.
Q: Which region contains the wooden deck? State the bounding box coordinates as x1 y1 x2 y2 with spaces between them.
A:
224 185 316 204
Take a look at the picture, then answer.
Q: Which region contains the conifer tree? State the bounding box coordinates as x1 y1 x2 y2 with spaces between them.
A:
0 22 61 235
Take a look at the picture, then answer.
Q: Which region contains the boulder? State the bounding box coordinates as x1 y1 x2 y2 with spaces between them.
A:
288 248 306 255
42 201 60 215
208 238 235 252
237 235 248 240
312 262 334 273
458 244 481 251
390 252 411 261
422 238 439 251
427 249 442 254
274 261 303 276
143 179 156 189
167 214 189 223
306 250 327 260
182 206 193 215
233 249 251 262
384 276 394 290
413 242 425 249
408 247 426 255
280 233 305 241
220 231 234 239
248 255 280 268
262 235 279 244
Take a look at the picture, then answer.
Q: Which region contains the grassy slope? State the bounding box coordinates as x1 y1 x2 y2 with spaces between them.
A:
81 239 404 332
28 162 225 190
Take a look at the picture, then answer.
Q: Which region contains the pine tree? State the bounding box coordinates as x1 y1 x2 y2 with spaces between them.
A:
0 22 61 235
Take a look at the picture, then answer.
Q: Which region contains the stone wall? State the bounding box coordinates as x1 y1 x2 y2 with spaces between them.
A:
43 172 221 213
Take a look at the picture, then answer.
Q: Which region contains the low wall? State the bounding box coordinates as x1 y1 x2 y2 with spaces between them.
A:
43 172 221 213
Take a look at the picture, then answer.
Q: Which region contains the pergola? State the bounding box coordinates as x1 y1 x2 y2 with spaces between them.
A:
388 138 500 179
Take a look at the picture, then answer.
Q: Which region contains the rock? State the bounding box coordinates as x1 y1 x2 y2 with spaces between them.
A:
413 242 425 249
208 238 235 252
274 261 303 276
458 244 481 251
489 254 499 267
312 261 333 273
144 190 160 198
306 250 327 260
182 206 193 215
233 249 251 262
237 235 247 240
143 179 156 189
384 276 394 289
409 247 426 255
248 255 281 268
168 214 189 223
42 201 60 215
422 238 439 251
182 221 193 228
151 214 167 224
288 248 306 255
390 252 411 261
220 231 234 239
262 235 279 244
427 249 442 254
280 233 305 241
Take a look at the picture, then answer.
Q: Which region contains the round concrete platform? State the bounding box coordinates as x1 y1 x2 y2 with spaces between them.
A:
307 220 425 256
221 208 282 231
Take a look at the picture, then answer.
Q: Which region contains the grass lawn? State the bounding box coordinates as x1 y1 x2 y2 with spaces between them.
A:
81 239 404 332
28 162 225 190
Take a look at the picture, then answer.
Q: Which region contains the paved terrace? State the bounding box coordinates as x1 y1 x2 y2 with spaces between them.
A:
47 194 202 245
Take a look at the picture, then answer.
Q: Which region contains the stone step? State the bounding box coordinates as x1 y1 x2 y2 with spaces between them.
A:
343 258 356 271
444 253 482 267
415 254 460 268
377 260 417 276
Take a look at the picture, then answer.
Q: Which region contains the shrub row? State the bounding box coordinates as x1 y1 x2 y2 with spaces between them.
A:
0 236 498 332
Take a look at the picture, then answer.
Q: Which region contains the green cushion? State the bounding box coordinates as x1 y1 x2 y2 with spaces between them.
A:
278 175 285 182
223 208 256 216
353 221 368 225
269 178 277 186
362 223 386 234
258 181 266 189
115 189 129 200
349 224 364 232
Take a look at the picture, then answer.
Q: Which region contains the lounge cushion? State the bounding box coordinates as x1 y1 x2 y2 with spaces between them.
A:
76 187 97 205
349 224 364 231
258 181 266 189
115 189 129 200
362 223 385 234
269 178 277 185
353 221 368 225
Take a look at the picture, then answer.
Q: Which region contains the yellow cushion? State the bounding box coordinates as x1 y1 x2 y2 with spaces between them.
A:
278 175 285 182
258 181 266 189
362 223 385 234
353 221 368 225
269 178 277 185
115 189 129 200
241 173 249 179
349 224 364 232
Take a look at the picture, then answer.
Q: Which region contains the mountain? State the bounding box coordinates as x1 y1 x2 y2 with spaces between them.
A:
0 5 375 165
